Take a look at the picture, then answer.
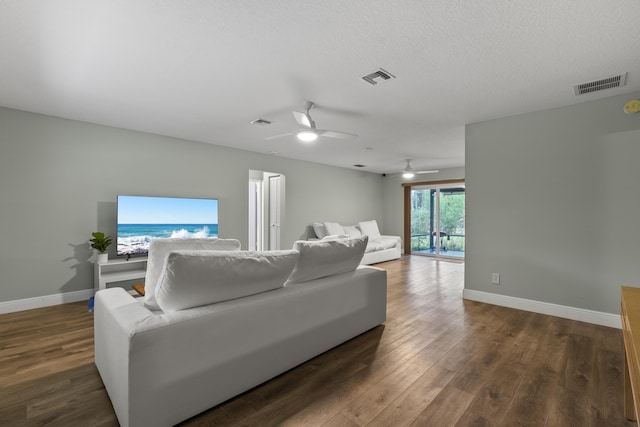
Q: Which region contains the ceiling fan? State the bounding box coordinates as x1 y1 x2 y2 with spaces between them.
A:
265 101 358 142
398 159 439 178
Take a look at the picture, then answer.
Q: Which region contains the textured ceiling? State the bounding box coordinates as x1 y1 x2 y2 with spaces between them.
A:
1 1 640 174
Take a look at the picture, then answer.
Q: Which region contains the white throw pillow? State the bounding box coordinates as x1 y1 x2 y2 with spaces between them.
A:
156 250 299 312
313 222 327 239
343 225 362 238
286 235 368 284
358 220 381 239
143 238 242 310
324 221 345 236
321 234 349 240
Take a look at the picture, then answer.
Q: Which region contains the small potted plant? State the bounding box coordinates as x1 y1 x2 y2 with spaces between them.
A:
90 231 112 263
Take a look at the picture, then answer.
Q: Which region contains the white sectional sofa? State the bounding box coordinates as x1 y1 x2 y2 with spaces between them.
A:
94 236 387 427
312 219 402 264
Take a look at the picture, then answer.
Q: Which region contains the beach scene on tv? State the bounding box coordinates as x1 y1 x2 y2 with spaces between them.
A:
117 195 219 256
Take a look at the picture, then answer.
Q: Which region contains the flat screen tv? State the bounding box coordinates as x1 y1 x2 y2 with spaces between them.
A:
117 195 219 257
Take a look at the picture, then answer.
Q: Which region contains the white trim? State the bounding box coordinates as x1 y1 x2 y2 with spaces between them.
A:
0 288 142 314
462 289 621 329
0 289 96 314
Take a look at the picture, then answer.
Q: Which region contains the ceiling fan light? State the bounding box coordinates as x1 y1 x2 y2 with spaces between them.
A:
403 159 415 178
297 130 318 142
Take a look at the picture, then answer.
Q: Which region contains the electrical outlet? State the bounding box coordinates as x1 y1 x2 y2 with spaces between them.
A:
491 273 500 285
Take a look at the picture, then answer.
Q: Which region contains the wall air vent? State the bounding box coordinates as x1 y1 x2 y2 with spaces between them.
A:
362 68 396 85
574 72 627 95
250 118 272 126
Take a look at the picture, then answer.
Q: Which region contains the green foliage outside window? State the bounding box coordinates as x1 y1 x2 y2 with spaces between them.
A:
410 189 465 252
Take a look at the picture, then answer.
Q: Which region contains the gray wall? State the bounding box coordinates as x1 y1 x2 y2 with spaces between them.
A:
465 91 640 314
381 167 466 241
0 107 383 302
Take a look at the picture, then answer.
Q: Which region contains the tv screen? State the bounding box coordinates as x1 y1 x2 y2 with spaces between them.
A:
117 195 219 256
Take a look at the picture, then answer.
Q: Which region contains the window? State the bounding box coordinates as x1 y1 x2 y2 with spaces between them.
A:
404 180 465 259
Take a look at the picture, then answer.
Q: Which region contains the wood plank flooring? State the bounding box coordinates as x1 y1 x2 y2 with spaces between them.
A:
0 255 634 426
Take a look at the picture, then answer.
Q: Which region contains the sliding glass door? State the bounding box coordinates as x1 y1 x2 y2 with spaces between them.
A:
409 183 465 259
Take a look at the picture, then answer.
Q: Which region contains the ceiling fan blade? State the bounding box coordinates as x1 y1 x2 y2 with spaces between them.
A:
292 111 311 128
266 102 357 142
264 132 293 140
317 130 358 139
416 170 439 174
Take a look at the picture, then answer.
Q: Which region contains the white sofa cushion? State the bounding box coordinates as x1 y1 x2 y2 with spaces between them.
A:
156 250 299 312
343 225 362 237
322 234 349 241
323 221 345 236
313 222 327 239
359 220 381 239
366 235 402 253
286 235 368 284
144 238 242 310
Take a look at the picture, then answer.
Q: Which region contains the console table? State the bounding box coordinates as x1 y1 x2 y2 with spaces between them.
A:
94 257 147 291
621 286 640 421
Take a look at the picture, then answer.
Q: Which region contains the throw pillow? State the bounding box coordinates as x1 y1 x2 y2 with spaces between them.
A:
286 235 368 284
313 222 327 239
322 234 349 240
143 238 242 311
358 220 381 239
324 221 345 236
156 249 299 312
343 225 362 238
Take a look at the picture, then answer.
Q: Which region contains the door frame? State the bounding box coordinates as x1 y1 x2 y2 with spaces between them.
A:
248 170 285 251
403 179 465 255
248 179 263 251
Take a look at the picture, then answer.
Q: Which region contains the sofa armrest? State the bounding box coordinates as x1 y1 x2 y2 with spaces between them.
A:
94 288 154 427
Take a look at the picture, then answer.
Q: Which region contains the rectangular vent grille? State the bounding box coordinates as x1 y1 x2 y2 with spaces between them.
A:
250 118 272 126
362 68 396 85
574 73 627 95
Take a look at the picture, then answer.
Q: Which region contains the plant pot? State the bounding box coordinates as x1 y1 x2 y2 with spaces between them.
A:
96 252 108 264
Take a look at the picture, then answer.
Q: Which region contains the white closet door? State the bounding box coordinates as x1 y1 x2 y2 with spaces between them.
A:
268 175 281 250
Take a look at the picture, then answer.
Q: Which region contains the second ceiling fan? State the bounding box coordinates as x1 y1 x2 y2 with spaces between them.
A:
265 101 358 142
399 159 438 178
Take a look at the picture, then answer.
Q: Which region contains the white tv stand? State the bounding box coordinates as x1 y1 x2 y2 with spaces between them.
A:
94 257 147 291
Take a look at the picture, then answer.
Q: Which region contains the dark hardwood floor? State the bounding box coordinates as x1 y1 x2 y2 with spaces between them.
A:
0 255 633 426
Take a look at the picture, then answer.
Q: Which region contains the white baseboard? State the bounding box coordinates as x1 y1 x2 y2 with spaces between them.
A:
0 288 142 315
0 289 95 314
1 286 620 329
462 289 621 329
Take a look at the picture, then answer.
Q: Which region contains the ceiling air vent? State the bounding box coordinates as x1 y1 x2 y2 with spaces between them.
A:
353 164 366 168
362 68 396 85
250 118 272 126
574 72 627 95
